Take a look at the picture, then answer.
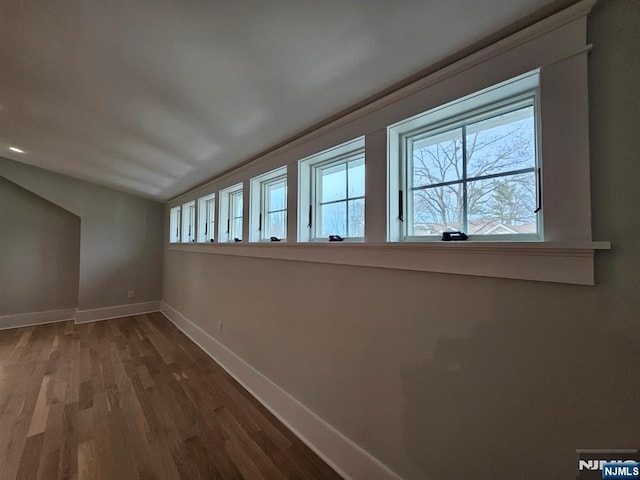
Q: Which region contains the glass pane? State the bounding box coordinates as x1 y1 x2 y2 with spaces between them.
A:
208 221 215 241
466 105 535 178
267 211 287 239
412 185 463 236
233 218 243 240
411 127 463 188
347 156 365 198
233 192 243 217
347 198 365 237
320 201 346 238
320 162 346 202
467 172 537 235
268 180 287 212
182 204 195 242
170 207 180 243
207 199 215 222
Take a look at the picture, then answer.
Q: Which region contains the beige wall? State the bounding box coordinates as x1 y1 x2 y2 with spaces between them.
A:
163 1 640 479
0 176 80 316
0 157 164 311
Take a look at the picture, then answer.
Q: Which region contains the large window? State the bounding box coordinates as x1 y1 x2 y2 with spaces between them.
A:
181 200 196 243
169 206 181 243
389 72 539 241
250 167 287 242
298 138 365 241
219 183 243 242
197 193 215 243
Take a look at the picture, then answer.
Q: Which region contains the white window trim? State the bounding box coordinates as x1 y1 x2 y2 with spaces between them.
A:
298 137 365 242
166 0 609 286
169 205 181 243
197 193 215 243
168 241 610 286
218 183 244 243
181 200 196 243
249 166 288 242
389 71 541 243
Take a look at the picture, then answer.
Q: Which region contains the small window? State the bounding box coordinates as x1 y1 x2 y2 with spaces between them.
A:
197 193 215 243
169 206 181 243
219 183 243 242
250 167 287 242
389 71 540 241
298 137 365 241
181 200 196 243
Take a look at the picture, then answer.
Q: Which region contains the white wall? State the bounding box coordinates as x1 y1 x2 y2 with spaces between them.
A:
0 157 164 311
162 1 640 479
0 176 80 316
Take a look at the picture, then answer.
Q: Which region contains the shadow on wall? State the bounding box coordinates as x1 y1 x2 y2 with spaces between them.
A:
402 296 640 480
0 176 81 315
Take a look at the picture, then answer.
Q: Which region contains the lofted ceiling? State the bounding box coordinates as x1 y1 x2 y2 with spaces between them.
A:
0 0 559 201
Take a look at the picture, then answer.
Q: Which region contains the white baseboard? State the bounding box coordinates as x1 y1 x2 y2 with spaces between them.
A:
0 307 76 330
160 301 403 480
75 301 161 323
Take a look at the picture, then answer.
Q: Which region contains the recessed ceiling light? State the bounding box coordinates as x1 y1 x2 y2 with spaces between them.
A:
9 146 24 153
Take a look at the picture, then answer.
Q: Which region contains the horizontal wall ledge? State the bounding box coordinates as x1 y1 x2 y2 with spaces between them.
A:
168 241 611 285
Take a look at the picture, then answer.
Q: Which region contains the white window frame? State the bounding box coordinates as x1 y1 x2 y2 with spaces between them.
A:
181 200 196 243
298 137 365 242
389 71 541 242
169 206 181 243
219 183 244 243
197 193 215 243
250 166 288 242
167 2 610 285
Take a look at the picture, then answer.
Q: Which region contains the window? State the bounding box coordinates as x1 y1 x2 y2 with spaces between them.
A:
250 167 287 242
181 200 196 243
298 137 365 241
197 193 215 243
169 206 181 243
389 72 539 241
219 183 243 242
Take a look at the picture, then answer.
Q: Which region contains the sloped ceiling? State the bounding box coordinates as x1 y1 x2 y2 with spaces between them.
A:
0 0 559 201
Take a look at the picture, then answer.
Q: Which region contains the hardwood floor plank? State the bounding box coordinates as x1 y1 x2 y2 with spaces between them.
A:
17 432 44 480
135 365 154 390
27 375 51 437
77 439 100 480
0 314 343 480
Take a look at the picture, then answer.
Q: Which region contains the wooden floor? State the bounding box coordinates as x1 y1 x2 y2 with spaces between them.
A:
0 312 343 480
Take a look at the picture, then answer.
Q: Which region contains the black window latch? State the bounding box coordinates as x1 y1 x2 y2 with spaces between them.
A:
441 231 468 241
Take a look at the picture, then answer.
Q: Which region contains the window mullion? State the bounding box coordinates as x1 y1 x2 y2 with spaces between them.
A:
462 124 468 235
345 160 350 237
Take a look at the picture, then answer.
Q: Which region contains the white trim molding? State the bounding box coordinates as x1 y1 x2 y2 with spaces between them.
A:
163 0 608 286
160 301 404 480
0 307 76 331
169 241 610 286
74 301 161 324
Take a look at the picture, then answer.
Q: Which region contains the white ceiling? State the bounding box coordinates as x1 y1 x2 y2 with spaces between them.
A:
0 0 557 201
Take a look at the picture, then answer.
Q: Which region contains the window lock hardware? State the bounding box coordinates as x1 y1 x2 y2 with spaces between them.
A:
441 231 468 241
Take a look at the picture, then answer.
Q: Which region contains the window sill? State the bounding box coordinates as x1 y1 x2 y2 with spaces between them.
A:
167 241 610 285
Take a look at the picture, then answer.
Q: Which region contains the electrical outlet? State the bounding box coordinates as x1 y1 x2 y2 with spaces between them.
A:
128 290 135 299
218 320 223 333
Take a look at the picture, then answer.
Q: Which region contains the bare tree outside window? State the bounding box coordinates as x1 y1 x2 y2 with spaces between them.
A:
410 103 537 236
317 155 365 238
